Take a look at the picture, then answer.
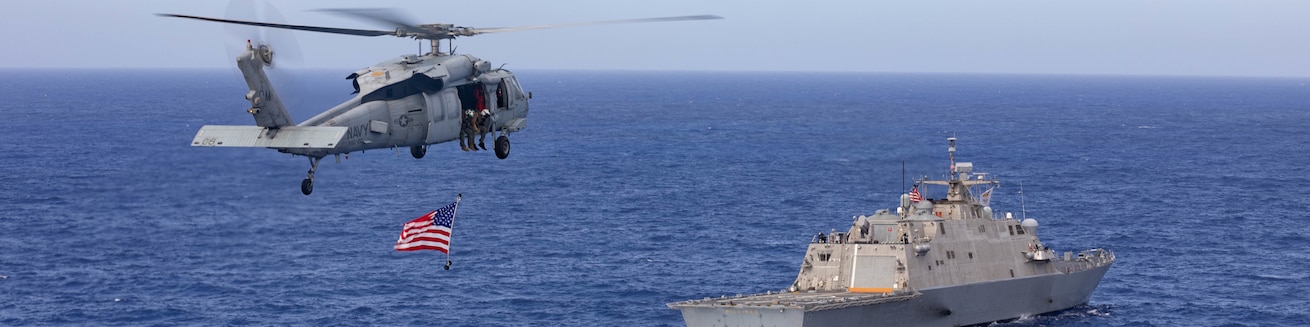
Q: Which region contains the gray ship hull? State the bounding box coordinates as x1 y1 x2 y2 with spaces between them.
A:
675 263 1111 327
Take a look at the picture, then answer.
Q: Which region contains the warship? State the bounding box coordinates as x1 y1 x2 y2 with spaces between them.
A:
668 138 1115 326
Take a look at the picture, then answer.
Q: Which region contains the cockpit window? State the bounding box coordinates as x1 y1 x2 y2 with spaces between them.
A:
505 77 525 99
496 81 508 109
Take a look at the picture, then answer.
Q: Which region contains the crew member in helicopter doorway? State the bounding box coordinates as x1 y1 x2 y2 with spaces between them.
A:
474 83 491 150
460 109 479 152
477 108 493 150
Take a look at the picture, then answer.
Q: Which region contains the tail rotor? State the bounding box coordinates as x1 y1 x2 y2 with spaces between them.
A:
222 0 306 114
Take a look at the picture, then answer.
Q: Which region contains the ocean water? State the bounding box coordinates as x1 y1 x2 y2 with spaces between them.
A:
1 69 1308 326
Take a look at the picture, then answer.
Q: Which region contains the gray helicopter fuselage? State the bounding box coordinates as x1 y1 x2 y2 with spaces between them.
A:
190 46 530 194
194 49 528 155
170 9 716 194
282 53 528 157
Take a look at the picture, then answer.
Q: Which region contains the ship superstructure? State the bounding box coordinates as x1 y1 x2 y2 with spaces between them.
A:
669 138 1115 327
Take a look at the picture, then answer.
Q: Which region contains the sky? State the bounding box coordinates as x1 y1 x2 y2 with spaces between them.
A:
3 0 1310 77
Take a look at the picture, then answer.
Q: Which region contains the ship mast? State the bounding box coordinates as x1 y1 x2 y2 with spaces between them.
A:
921 137 995 206
947 137 964 202
948 137 956 175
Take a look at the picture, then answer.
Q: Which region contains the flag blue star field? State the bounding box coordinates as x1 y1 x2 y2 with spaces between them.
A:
394 201 458 253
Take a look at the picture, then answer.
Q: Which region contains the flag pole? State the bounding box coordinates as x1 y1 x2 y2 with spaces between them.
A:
445 193 462 270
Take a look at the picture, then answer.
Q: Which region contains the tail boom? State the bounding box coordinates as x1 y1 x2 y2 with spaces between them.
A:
239 44 296 128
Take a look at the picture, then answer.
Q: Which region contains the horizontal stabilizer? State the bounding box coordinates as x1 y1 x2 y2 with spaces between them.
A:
192 125 346 149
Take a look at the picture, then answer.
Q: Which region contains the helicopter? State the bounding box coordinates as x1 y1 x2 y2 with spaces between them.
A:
159 9 721 195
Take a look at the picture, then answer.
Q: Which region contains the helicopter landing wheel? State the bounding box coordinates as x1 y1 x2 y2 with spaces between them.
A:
410 145 426 159
301 156 322 195
494 135 510 159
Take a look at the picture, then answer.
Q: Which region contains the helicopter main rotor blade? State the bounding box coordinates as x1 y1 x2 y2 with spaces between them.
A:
313 8 430 36
468 15 724 35
157 13 395 37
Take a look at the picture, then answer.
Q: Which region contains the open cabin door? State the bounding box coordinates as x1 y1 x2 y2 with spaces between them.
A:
424 88 461 144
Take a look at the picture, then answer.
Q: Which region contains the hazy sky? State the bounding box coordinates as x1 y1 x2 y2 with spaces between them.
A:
4 0 1310 77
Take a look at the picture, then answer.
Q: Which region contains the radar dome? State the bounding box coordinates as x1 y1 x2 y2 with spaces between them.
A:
1021 218 1039 234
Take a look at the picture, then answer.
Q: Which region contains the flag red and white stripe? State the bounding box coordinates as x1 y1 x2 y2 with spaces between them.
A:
909 185 923 202
395 202 457 253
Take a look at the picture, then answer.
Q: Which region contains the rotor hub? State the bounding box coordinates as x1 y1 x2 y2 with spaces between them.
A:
256 44 274 65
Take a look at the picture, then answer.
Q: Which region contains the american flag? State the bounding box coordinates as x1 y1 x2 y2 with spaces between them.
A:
909 185 923 202
394 201 458 253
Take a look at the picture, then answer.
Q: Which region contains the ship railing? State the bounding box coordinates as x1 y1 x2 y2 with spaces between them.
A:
1053 248 1115 274
1059 248 1114 264
806 290 921 312
666 288 920 311
1079 248 1115 266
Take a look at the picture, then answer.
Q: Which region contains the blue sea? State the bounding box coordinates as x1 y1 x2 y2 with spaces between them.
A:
2 69 1308 326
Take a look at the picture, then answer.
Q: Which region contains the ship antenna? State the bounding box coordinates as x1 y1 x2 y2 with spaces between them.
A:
1018 179 1028 220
